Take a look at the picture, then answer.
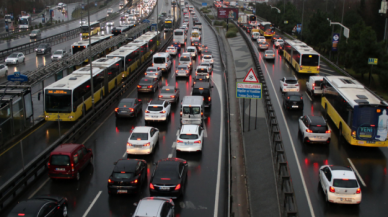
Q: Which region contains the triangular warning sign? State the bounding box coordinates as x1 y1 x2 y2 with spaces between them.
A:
243 68 259 83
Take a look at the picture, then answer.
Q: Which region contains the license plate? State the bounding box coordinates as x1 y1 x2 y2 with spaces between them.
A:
292 105 298 108
308 71 312 73
56 168 65 171
152 116 158 118
184 143 192 146
117 190 127 194
366 140 375 144
314 136 322 139
340 198 352 202
120 111 127 113
142 86 147 88
159 186 169 190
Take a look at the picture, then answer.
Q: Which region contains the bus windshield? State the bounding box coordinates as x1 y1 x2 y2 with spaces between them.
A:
165 22 173 29
80 26 90 33
72 46 86 54
45 90 72 113
301 54 319 66
19 18 29 25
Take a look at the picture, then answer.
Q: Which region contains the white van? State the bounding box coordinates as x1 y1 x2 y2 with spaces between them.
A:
152 52 172 72
173 29 186 45
181 96 204 126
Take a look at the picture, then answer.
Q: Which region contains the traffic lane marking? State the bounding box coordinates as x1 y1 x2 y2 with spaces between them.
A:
82 191 102 217
28 178 50 199
347 158 367 187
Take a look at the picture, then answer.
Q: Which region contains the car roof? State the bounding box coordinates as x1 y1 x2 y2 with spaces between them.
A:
330 167 357 180
285 92 302 96
330 165 352 171
149 100 165 105
196 66 208 69
52 143 81 153
132 126 152 133
135 198 165 216
193 81 211 88
181 52 191 57
180 125 199 134
306 115 326 125
187 46 196 49
162 86 175 89
120 98 135 103
10 199 48 215
113 159 139 173
285 77 297 80
310 76 324 81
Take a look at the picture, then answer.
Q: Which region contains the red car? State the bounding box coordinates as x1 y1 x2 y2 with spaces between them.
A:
48 144 93 180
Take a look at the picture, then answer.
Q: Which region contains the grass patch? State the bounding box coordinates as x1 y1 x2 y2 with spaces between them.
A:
213 20 225 26
226 30 237 38
207 15 214 19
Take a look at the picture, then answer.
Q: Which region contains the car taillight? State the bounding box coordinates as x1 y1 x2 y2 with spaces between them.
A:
175 184 181 190
160 111 166 113
177 139 183 143
194 140 201 143
150 183 155 189
108 179 114 183
208 97 211 101
17 214 25 216
159 95 163 98
115 108 119 112
137 85 141 88
145 110 150 113
201 112 203 116
71 163 74 172
143 143 150 146
356 188 361 194
284 84 288 86
306 129 313 133
145 72 147 75
317 66 320 70
312 83 315 90
47 162 50 168
127 143 133 146
180 111 182 116
148 85 153 88
165 63 167 66
295 84 299 86
176 70 178 73
171 95 175 98
325 130 331 134
129 108 134 112
329 186 335 193
131 179 138 184
300 65 303 69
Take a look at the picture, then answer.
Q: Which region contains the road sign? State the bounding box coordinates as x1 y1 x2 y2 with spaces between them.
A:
236 82 262 99
7 72 28 82
202 2 207 7
368 58 378 65
143 19 150 23
332 33 339 52
243 68 259 83
284 20 288 24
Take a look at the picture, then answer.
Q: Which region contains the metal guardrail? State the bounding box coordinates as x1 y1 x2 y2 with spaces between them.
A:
0 29 174 216
232 20 298 217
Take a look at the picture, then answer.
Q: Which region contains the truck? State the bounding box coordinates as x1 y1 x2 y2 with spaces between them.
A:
238 14 247 25
230 1 236 7
4 14 13 23
180 0 185 8
306 76 324 96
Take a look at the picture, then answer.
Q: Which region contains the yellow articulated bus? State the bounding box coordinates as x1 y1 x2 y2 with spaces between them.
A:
71 34 114 63
321 76 388 147
258 22 275 37
106 47 141 79
80 21 100 37
283 39 320 74
44 63 122 121
91 57 124 92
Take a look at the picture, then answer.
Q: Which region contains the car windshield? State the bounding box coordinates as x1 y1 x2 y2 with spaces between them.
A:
285 79 298 84
153 57 165 63
130 133 148 140
112 172 134 179
333 179 358 188
119 100 134 107
31 30 39 33
140 78 153 84
288 95 301 101
51 155 70 166
161 88 175 93
180 57 190 61
54 51 63 55
187 48 195 52
9 53 19 57
183 106 200 115
148 106 163 111
178 66 187 70
180 134 199 139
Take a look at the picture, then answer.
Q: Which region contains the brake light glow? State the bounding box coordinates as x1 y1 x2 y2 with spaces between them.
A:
160 111 166 113
194 140 201 143
148 85 153 88
284 84 288 86
145 110 150 113
115 108 119 112
127 143 133 146
18 214 25 216
171 95 175 98
306 129 313 133
175 184 181 190
356 188 361 194
312 83 315 90
137 85 141 88
129 108 134 112
329 186 335 193
208 97 211 101
131 179 138 184
325 130 331 134
145 72 147 75
161 178 171 180
143 143 150 146
150 183 155 189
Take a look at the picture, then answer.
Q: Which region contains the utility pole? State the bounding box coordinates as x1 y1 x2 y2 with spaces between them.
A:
337 0 345 65
301 0 305 39
379 0 388 49
87 0 95 110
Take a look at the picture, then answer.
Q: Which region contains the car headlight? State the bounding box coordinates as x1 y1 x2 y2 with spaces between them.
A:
35 49 38 51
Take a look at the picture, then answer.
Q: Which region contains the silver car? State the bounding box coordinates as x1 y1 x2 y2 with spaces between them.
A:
145 67 162 80
258 42 269 50
159 86 180 103
274 39 284 48
133 197 174 217
29 29 41 39
51 50 69 61
200 62 213 73
264 50 275 61
176 65 190 77
179 53 192 69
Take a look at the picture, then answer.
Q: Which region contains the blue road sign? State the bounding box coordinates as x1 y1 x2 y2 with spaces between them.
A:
368 58 378 65
143 19 150 23
252 9 255 14
236 82 262 99
202 2 207 7
7 72 28 82
296 23 302 34
332 33 339 52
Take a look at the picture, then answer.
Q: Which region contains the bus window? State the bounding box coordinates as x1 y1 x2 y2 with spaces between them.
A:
301 54 319 66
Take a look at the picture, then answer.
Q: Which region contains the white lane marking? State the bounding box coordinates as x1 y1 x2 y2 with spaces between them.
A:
347 158 367 187
82 191 102 217
305 91 312 101
202 121 208 138
168 153 172 158
172 142 177 148
176 130 180 137
28 178 50 199
253 37 315 216
122 151 127 158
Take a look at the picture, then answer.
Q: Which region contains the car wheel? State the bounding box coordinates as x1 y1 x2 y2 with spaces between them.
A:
62 205 68 217
75 172 80 181
16 60 18 64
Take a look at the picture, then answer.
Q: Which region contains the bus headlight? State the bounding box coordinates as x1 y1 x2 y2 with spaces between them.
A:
351 131 356 138
68 116 74 119
45 115 50 119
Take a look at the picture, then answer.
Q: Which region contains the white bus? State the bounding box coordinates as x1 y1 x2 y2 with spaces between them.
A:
18 15 31 29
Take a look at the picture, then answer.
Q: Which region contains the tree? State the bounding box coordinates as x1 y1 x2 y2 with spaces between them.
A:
277 2 300 34
305 10 331 51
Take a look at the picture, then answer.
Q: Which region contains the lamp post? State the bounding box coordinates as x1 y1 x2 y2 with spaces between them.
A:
379 0 388 49
87 0 95 110
270 6 281 25
327 18 349 64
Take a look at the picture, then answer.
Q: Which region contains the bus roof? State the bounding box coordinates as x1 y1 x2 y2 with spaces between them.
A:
92 57 121 67
71 34 112 47
107 48 136 57
284 39 319 56
324 76 387 107
81 21 99 27
45 67 104 90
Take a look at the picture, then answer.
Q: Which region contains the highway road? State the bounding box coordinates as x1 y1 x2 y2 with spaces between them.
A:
2 3 228 217
240 25 388 217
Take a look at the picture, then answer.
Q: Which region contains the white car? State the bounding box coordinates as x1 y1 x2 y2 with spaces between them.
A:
274 39 284 48
319 165 362 204
0 64 8 77
201 54 214 65
176 125 204 152
192 27 201 35
144 100 171 124
51 50 68 61
251 32 260 40
298 115 331 144
5 52 25 65
166 46 177 56
200 62 213 73
279 77 300 92
186 46 197 58
126 126 159 155
306 76 324 96
106 21 115 26
257 36 266 43
263 50 275 61
145 66 162 80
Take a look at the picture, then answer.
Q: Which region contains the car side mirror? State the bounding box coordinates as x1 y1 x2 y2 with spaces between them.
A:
113 161 117 165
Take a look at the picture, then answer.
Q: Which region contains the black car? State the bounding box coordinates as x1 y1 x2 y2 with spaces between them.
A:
246 25 253 33
192 81 213 108
283 92 304 110
172 42 182 51
201 49 212 57
191 38 201 47
198 44 208 53
137 77 159 93
271 34 282 43
35 43 51 55
107 159 147 195
8 195 68 217
149 158 188 199
115 98 142 118
111 26 131 36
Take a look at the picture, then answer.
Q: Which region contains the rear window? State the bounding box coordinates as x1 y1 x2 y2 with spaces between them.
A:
51 155 70 166
183 106 200 114
153 57 166 64
130 133 148 140
288 95 301 101
161 88 175 93
148 106 163 111
174 31 183 35
204 56 211 59
113 172 134 179
333 179 358 188
301 54 319 66
154 170 179 179
119 101 134 107
141 78 153 84
309 125 327 133
192 88 210 95
314 80 323 86
180 57 190 61
147 68 157 72
285 79 298 84
187 48 195 52
178 66 187 70
197 68 208 73
180 134 199 139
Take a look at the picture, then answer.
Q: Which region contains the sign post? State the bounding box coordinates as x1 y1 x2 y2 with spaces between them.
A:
236 68 262 131
368 58 378 87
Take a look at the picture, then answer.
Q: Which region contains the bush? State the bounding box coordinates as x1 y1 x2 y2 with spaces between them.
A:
226 30 237 38
30 26 34 30
208 15 214 19
35 24 38 29
39 23 43 28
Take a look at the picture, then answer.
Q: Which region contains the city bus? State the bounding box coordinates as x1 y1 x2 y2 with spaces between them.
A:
44 65 119 121
164 18 174 31
283 39 320 74
247 14 257 26
321 76 388 147
19 15 31 29
80 21 101 37
258 22 275 37
106 48 141 78
71 34 113 55
91 57 124 93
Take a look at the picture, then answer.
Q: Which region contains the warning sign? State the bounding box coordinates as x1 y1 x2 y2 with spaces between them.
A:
243 68 259 83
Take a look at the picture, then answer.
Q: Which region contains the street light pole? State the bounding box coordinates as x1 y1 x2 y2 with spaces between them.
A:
87 0 95 110
301 0 305 39
337 0 345 65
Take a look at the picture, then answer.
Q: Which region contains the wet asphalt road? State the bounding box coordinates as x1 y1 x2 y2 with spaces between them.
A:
240 27 388 217
2 3 228 217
